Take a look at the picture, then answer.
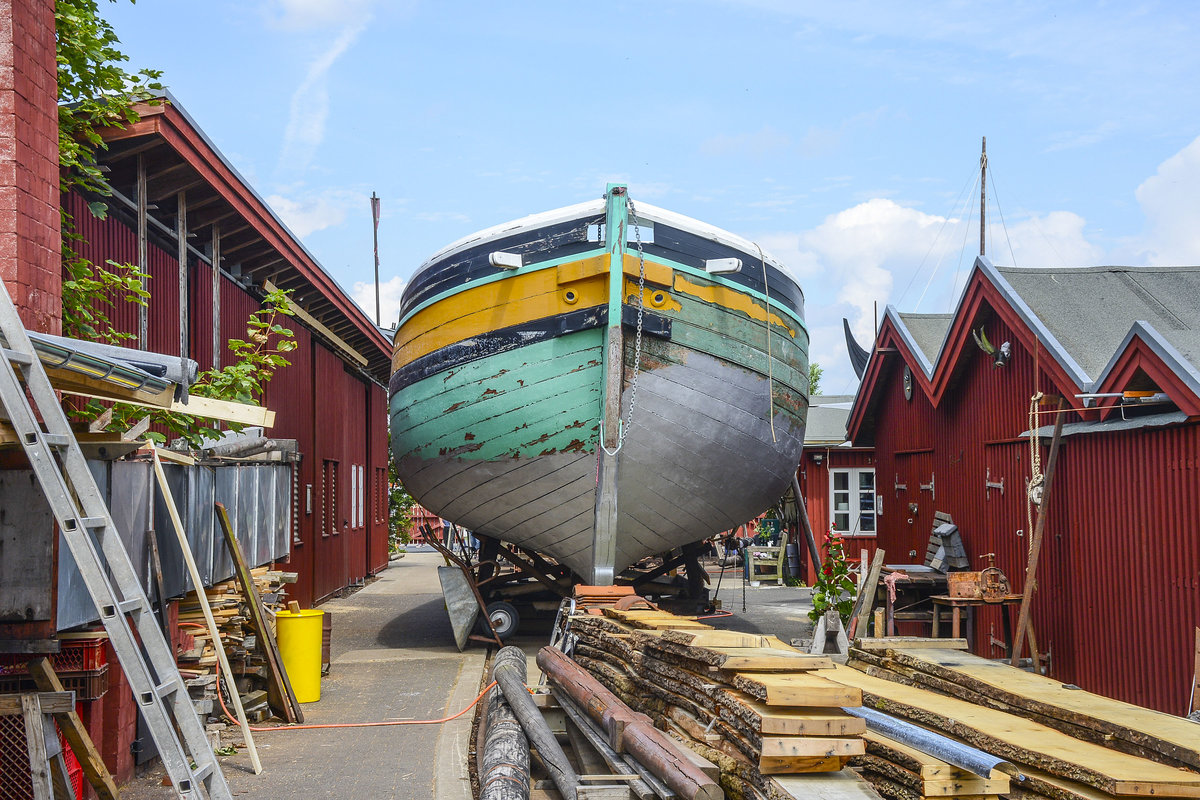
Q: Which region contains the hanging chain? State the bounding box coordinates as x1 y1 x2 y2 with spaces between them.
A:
618 196 647 449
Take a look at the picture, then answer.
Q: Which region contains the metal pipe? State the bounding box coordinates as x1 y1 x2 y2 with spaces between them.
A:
493 647 579 800
793 471 822 578
843 705 1023 779
538 646 722 800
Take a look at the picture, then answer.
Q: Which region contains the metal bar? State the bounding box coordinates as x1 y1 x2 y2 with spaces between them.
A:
843 705 1020 779
792 472 822 579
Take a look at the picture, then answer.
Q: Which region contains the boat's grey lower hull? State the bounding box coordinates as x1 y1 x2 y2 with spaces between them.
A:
399 347 804 579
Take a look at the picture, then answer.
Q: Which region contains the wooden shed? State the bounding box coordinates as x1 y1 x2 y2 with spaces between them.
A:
848 256 1200 714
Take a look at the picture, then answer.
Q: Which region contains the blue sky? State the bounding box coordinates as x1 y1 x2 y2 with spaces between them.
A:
103 1 1200 395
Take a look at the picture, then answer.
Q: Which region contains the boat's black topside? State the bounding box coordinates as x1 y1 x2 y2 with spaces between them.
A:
396 214 806 329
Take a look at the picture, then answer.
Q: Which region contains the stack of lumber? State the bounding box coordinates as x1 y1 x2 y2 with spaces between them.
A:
569 607 874 799
175 568 295 720
828 641 1200 800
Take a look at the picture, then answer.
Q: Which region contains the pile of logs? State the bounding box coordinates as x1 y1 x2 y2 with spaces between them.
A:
569 607 870 798
838 640 1200 800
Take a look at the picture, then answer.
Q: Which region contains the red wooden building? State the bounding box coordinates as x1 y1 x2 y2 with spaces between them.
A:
73 94 393 607
848 256 1200 713
796 395 877 583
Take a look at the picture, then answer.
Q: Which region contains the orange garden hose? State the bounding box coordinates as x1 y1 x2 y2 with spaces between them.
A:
178 622 497 733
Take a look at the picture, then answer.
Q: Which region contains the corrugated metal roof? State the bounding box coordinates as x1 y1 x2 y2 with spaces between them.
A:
995 266 1200 381
805 394 853 445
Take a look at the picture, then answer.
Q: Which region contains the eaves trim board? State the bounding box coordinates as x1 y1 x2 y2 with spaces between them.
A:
96 93 390 364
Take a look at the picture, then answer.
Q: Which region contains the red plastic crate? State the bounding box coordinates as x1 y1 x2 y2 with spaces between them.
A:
59 726 85 799
0 665 109 700
0 635 108 674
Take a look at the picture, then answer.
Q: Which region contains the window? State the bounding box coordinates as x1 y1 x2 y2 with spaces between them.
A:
322 459 339 536
831 467 876 536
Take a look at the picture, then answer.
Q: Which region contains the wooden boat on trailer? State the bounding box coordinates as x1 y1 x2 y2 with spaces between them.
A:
390 184 809 592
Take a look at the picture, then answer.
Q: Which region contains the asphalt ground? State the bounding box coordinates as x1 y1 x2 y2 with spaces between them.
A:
120 549 814 798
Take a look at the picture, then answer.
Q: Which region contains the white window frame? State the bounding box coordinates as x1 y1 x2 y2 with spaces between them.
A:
830 467 877 537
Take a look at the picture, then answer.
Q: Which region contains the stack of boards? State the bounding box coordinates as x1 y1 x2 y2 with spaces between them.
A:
569 607 877 800
176 568 296 720
842 639 1200 800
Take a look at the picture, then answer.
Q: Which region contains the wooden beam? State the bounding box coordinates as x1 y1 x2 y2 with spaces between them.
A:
264 280 368 366
0 692 75 715
170 394 275 427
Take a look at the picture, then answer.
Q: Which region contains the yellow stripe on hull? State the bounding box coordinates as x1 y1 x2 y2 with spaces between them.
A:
391 252 791 373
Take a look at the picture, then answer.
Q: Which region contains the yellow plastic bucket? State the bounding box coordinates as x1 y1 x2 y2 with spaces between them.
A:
275 609 324 703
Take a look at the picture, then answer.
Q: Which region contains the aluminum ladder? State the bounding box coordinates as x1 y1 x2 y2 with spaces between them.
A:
0 281 232 799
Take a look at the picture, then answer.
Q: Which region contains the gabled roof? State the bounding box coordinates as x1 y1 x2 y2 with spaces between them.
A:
849 258 1200 439
92 92 391 383
805 395 854 446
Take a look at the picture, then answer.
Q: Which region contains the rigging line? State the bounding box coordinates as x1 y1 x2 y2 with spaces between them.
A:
988 169 1018 267
916 170 979 311
896 163 979 307
943 170 981 307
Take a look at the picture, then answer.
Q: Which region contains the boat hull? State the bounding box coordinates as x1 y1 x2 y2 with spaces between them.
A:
390 191 808 580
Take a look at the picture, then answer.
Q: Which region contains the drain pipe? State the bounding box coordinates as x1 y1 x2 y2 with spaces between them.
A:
843 705 1024 780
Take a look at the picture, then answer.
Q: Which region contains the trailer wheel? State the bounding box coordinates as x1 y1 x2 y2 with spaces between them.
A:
485 601 520 640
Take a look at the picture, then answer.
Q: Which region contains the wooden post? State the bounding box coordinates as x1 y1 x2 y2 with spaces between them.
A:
1011 396 1066 667
211 221 221 370
793 473 822 581
137 154 148 350
491 647 574 799
850 548 886 640
151 447 263 773
28 658 120 800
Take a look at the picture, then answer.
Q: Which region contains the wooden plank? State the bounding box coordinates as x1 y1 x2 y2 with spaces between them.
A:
822 665 1200 796
216 501 302 724
169 394 275 427
744 701 866 737
761 736 865 758
760 754 847 775
0 692 74 716
733 671 863 708
854 637 968 651
28 659 120 800
850 549 886 640
263 279 367 366
885 647 1200 771
21 694 53 800
770 768 884 800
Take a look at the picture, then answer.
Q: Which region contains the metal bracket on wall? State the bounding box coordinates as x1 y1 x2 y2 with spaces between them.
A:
919 474 935 500
894 474 907 494
985 468 1005 500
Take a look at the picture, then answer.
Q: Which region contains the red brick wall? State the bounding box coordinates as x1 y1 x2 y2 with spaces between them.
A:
0 0 61 332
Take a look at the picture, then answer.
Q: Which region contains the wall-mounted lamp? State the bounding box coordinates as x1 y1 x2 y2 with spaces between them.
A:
811 452 823 465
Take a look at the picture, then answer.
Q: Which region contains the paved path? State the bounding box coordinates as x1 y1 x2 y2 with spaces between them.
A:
123 550 483 799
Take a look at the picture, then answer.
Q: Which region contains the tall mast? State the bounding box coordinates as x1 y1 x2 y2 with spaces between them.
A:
370 192 382 326
979 136 987 257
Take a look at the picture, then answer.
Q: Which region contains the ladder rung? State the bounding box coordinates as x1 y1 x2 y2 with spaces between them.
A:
80 516 107 529
192 760 214 781
118 598 145 614
41 433 72 448
2 347 33 365
140 679 180 704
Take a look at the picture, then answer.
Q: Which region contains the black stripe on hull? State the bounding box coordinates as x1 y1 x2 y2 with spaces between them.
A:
389 305 672 394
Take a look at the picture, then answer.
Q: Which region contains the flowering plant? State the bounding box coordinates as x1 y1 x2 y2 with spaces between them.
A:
808 529 857 623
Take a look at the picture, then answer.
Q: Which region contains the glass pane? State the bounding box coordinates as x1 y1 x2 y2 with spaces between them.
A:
834 512 850 531
833 471 849 490
860 513 876 532
859 470 875 490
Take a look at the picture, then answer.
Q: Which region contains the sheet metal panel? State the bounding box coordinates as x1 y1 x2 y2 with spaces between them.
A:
212 465 240 582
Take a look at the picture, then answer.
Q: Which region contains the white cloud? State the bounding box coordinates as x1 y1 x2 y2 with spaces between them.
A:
266 189 363 238
267 0 374 31
1128 135 1200 266
997 211 1104 268
278 23 364 174
352 274 406 328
